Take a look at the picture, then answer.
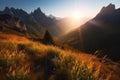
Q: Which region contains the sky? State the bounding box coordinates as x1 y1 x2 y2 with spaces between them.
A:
0 0 120 18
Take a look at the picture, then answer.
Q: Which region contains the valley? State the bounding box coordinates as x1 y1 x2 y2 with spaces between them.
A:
0 1 120 80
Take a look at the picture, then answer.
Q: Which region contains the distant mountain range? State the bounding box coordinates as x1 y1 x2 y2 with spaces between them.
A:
61 4 120 61
0 7 43 37
0 7 69 38
0 7 88 38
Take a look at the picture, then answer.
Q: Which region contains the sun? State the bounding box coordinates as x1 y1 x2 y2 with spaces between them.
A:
71 11 81 20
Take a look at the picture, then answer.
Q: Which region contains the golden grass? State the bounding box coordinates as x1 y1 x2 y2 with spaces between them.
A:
0 33 120 80
0 33 30 43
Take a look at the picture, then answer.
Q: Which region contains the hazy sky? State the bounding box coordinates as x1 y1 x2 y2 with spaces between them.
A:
0 0 120 18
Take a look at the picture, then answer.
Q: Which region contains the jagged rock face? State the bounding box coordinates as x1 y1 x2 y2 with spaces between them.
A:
31 8 56 25
0 7 29 22
31 8 47 24
0 14 27 32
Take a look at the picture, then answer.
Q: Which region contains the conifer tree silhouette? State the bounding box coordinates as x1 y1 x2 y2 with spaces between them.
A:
43 30 54 44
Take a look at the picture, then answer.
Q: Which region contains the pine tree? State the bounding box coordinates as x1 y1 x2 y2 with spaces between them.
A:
43 30 54 44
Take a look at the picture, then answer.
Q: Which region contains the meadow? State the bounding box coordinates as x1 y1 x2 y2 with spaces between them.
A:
0 33 120 80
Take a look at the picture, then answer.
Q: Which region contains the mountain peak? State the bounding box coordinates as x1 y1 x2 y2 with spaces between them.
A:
37 7 41 11
4 7 11 12
5 7 9 10
34 7 42 13
106 3 115 10
3 7 14 15
98 3 115 15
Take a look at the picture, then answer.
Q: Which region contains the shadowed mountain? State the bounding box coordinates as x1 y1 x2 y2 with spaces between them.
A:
31 8 56 26
0 14 27 35
0 7 46 37
61 4 120 61
0 7 61 37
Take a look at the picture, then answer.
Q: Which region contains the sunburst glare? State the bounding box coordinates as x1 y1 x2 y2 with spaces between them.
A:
72 11 81 20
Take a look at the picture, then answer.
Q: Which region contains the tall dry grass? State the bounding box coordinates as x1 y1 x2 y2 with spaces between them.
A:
0 33 120 80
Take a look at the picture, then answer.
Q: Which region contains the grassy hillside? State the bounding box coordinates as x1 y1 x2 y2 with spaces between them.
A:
0 33 120 80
